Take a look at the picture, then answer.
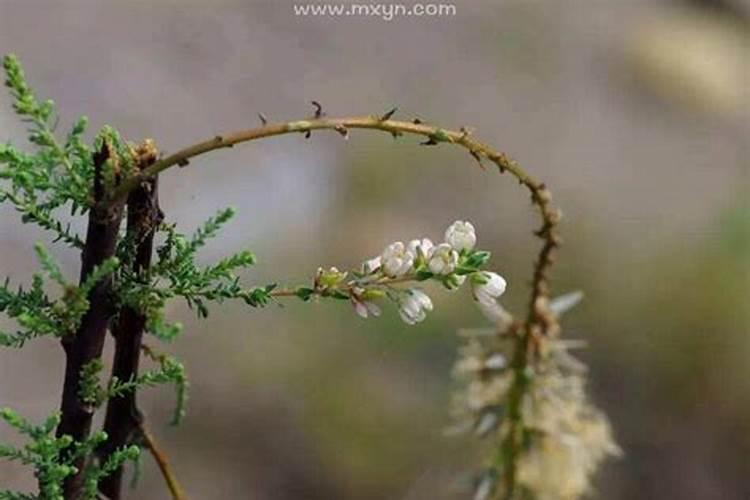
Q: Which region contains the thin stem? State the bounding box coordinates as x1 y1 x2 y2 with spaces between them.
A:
268 274 421 298
139 424 187 500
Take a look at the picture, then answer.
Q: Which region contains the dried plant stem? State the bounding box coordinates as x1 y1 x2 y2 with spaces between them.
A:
139 424 187 500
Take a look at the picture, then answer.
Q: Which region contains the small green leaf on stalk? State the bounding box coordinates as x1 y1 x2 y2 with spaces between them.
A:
295 287 315 301
464 250 491 268
328 289 350 300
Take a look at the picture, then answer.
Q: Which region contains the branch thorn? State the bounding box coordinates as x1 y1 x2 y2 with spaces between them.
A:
460 126 475 140
470 150 486 170
334 125 349 140
379 107 398 121
311 100 325 119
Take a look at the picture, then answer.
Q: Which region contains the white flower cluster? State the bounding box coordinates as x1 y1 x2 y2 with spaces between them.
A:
349 221 507 326
451 293 620 500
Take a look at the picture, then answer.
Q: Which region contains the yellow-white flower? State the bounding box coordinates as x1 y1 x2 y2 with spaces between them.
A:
445 220 477 252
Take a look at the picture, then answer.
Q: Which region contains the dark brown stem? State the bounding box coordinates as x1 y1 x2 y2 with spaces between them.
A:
98 147 162 499
57 143 125 498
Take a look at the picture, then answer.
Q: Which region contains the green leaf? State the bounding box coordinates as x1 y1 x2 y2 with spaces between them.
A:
295 287 315 301
415 269 434 281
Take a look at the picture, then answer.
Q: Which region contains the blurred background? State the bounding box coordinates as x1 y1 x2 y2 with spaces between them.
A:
0 0 748 498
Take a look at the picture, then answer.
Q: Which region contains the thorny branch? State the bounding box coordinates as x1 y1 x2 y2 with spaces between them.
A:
102 110 562 497
104 113 561 319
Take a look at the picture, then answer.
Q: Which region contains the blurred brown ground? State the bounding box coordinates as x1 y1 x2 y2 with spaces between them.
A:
0 0 748 498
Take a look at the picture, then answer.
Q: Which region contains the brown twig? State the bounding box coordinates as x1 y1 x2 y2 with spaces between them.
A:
139 424 187 500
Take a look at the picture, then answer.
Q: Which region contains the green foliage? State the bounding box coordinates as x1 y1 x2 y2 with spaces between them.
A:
0 408 136 500
117 208 266 344
1 55 94 245
76 350 189 427
0 245 118 348
81 445 140 500
0 273 57 348
0 408 73 500
78 359 105 409
109 348 189 426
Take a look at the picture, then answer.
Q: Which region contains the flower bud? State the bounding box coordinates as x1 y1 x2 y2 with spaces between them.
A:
351 289 382 319
445 220 477 252
472 272 507 306
398 289 433 325
318 267 347 288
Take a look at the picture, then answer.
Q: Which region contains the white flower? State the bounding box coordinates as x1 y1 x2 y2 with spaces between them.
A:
381 241 415 277
472 272 507 306
445 220 477 252
361 255 382 274
428 243 458 275
407 238 434 259
398 289 433 325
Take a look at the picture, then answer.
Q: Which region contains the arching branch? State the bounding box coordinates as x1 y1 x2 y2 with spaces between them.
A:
104 115 561 320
